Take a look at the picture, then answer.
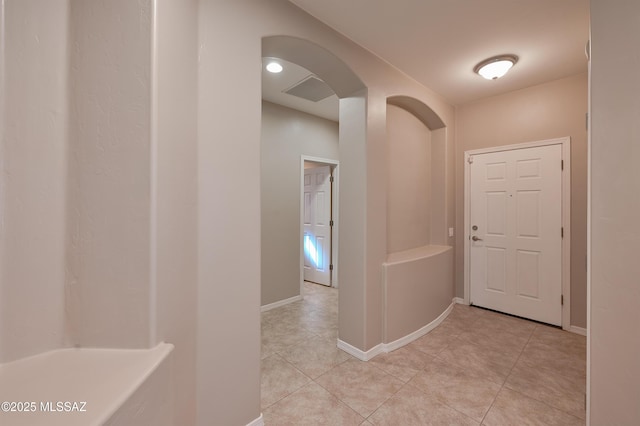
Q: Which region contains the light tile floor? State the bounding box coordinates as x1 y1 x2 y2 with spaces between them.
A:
262 282 586 425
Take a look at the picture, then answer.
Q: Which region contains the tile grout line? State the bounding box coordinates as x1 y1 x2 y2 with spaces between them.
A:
364 375 407 422
501 386 586 423
449 308 498 425
499 341 586 420
507 325 587 421
311 368 370 422
478 323 537 425
415 307 493 425
261 353 312 411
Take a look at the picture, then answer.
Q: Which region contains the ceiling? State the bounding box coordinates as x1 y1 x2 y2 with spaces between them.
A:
262 0 589 120
262 57 340 121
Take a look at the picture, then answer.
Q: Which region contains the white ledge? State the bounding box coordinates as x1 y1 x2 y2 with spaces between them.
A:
384 244 452 265
0 343 173 426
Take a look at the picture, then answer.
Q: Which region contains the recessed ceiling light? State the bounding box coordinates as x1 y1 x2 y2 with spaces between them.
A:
266 61 283 73
474 55 518 80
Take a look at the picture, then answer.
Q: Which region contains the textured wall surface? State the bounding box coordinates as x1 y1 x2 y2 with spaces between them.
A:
66 0 152 349
2 0 198 421
155 0 198 422
589 0 640 423
386 104 432 254
0 0 69 363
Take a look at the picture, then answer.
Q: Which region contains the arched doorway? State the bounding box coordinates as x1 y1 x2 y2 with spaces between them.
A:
260 35 366 350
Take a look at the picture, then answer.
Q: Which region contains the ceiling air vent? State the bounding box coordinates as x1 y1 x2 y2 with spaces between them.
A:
283 76 334 102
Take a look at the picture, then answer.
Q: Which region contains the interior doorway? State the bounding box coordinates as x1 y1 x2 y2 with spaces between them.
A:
301 157 339 291
260 54 342 310
260 36 366 355
303 164 332 285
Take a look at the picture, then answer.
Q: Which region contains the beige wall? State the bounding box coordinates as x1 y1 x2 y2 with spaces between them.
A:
68 0 198 421
155 0 198 423
383 247 453 343
261 101 339 306
336 92 370 348
386 104 432 253
0 0 69 362
589 0 640 423
197 2 261 424
67 0 152 348
198 0 454 422
2 1 198 421
455 73 588 328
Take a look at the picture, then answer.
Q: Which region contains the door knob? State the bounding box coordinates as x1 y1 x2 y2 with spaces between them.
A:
472 236 483 242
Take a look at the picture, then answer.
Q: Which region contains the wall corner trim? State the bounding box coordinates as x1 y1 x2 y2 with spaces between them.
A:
337 340 385 361
453 297 465 305
246 413 264 426
569 325 587 336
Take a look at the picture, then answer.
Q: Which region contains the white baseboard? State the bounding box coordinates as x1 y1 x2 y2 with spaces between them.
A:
246 413 263 426
261 295 302 312
337 301 455 360
569 325 587 336
453 297 465 305
337 339 385 361
383 302 455 352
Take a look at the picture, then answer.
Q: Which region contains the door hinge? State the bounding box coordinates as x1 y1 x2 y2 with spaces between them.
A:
329 220 334 227
561 227 564 238
561 294 564 305
329 264 333 271
468 156 474 164
586 112 589 131
329 176 334 183
561 160 564 170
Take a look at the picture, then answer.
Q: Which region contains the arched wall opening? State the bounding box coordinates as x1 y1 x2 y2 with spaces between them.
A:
259 37 455 360
260 56 341 308
262 36 365 98
386 96 448 250
260 35 369 348
382 96 453 347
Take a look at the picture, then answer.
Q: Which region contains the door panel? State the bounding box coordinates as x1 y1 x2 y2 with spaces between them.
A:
486 247 507 293
516 249 540 299
516 190 540 237
469 144 562 326
303 192 311 225
486 192 507 235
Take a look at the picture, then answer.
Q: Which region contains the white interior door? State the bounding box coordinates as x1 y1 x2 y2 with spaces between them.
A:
303 165 332 286
469 144 563 325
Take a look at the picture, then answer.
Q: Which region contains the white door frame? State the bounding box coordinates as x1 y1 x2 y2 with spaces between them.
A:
464 137 571 330
300 156 339 293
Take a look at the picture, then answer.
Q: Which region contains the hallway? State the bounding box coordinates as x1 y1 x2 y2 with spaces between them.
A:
261 282 585 425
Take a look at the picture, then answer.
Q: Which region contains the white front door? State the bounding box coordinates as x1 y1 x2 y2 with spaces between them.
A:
469 144 563 325
303 165 332 286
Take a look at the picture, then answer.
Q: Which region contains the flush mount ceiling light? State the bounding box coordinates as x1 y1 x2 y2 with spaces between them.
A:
266 61 283 73
474 55 518 80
